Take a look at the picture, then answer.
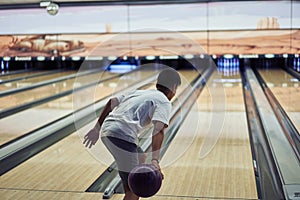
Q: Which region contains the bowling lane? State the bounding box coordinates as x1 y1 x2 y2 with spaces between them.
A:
0 188 103 200
157 70 257 199
0 69 154 145
0 70 48 82
0 70 115 111
0 70 76 90
257 67 300 134
0 70 198 194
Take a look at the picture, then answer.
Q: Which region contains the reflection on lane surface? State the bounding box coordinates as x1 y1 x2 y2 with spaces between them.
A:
0 70 115 110
0 70 76 90
0 69 155 146
258 68 300 134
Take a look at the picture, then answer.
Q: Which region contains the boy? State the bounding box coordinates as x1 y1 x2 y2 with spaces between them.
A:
83 68 181 200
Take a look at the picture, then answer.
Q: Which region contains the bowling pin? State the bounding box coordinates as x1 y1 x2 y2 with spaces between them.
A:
230 59 234 76
1 60 4 71
224 59 228 76
293 58 297 71
236 58 240 74
233 58 236 74
217 58 220 74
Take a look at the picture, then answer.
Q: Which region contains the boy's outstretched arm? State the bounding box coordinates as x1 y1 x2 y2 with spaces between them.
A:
151 121 167 179
83 97 119 148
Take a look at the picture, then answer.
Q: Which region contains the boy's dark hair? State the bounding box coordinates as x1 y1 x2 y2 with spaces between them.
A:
156 68 181 93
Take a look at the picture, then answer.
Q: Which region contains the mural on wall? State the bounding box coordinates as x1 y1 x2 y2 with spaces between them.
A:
7 35 85 56
1 30 300 57
0 1 299 57
256 17 280 29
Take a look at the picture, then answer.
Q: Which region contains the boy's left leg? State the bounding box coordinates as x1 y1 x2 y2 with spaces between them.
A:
101 136 141 200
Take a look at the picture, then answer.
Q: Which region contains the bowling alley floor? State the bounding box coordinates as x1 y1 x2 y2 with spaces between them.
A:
2 65 299 200
0 69 258 200
0 189 103 200
1 189 252 200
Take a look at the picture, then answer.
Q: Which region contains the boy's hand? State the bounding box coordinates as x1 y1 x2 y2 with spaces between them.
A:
151 159 164 180
83 127 100 148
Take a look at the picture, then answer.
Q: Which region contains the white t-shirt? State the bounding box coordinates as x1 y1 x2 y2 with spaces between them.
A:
100 89 172 145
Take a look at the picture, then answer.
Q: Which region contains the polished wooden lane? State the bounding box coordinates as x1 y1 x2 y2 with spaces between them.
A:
0 70 155 145
0 188 103 200
154 71 257 199
258 68 300 134
0 70 115 110
0 70 44 83
0 70 197 197
0 70 76 89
